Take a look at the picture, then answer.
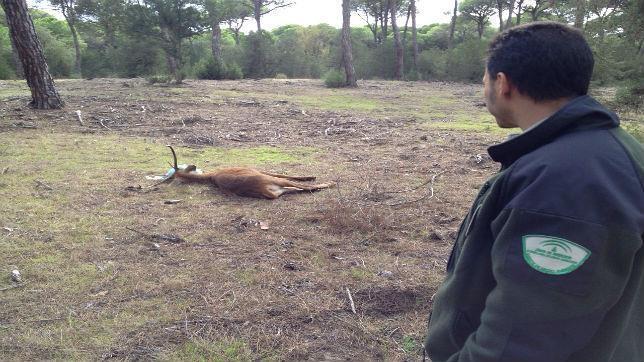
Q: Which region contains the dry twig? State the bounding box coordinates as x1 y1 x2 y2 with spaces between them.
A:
346 287 357 314
75 110 84 126
35 180 53 190
386 171 446 207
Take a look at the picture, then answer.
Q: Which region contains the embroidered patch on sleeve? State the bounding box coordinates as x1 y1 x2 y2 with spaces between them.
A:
522 235 591 275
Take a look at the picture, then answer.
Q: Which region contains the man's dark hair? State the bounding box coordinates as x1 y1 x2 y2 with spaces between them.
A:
486 21 594 102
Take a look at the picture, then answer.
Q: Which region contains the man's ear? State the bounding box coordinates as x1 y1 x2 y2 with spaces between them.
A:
495 72 513 97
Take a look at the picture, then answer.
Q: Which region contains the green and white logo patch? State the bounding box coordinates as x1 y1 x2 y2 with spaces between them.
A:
522 235 590 275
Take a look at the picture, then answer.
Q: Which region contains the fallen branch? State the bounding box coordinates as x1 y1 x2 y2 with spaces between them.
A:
98 119 112 131
125 226 186 243
0 283 24 292
346 287 357 314
75 110 84 126
35 180 53 190
386 171 446 207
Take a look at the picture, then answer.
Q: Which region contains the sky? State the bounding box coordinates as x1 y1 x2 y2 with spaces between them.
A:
29 0 456 32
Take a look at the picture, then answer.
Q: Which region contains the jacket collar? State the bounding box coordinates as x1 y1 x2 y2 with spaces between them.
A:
487 95 620 168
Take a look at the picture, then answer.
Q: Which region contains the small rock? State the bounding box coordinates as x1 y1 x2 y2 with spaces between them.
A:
11 270 21 283
377 270 393 278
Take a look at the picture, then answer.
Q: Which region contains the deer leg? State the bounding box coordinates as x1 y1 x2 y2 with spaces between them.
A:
274 179 335 192
260 171 316 181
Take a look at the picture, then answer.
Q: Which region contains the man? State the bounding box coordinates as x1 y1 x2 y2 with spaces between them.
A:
424 22 644 362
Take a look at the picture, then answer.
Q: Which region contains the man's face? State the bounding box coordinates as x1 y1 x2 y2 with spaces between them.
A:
483 69 515 128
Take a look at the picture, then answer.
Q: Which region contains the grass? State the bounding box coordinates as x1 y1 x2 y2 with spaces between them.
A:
295 94 381 113
2 79 636 360
162 339 253 361
0 130 323 359
0 80 30 99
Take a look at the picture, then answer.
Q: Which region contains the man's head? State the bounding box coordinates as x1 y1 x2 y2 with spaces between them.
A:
484 22 594 128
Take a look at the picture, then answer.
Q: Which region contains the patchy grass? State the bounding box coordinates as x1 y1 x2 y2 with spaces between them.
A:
295 94 381 113
2 79 636 360
0 80 30 99
161 339 253 361
0 130 325 359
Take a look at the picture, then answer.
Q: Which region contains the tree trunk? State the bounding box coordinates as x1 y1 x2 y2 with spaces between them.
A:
60 3 82 77
381 3 389 40
497 0 505 32
448 0 457 50
69 21 82 76
165 53 181 83
1 0 63 109
506 0 515 28
515 0 525 24
161 26 182 83
530 6 538 21
341 0 357 87
402 4 411 45
411 0 419 78
574 0 586 29
228 19 244 45
211 21 223 63
254 0 262 32
390 0 403 80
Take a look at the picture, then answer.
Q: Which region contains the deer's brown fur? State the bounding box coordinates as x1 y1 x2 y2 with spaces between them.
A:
160 146 335 199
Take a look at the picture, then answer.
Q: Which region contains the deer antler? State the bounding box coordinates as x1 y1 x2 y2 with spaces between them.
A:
167 145 178 171
145 145 179 189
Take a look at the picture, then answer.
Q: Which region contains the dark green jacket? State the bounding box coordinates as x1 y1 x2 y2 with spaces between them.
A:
424 96 644 362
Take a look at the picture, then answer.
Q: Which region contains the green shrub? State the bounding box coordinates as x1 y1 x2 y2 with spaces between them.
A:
0 58 15 80
417 48 448 81
323 69 346 88
275 73 288 79
446 39 487 81
196 57 225 80
146 75 172 84
405 70 421 81
243 31 277 79
614 83 643 110
196 58 243 80
224 62 243 80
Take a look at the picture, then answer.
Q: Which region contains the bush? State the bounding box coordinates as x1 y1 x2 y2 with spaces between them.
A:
146 75 172 84
196 57 225 80
417 48 448 81
0 58 15 80
446 39 487 81
614 83 643 110
243 31 277 79
224 62 243 80
274 73 288 79
196 58 244 80
323 69 346 88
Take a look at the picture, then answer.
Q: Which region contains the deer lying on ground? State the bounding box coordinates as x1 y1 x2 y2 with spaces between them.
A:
152 146 335 199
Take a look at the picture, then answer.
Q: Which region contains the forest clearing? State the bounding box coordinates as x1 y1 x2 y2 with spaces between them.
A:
1 78 641 360
1 0 643 358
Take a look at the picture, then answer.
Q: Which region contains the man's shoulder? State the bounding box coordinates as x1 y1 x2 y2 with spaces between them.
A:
520 126 628 173
504 126 644 231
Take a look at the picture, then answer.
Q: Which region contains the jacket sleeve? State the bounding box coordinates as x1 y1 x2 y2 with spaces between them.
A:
447 207 641 361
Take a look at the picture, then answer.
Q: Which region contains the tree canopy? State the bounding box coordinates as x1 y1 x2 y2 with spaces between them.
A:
0 0 640 88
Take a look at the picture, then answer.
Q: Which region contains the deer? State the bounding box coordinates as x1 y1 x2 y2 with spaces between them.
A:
150 146 335 199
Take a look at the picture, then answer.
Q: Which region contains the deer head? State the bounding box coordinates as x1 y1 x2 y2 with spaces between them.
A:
147 145 197 188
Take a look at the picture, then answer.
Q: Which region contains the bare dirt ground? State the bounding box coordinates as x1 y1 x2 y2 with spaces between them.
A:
0 79 636 360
